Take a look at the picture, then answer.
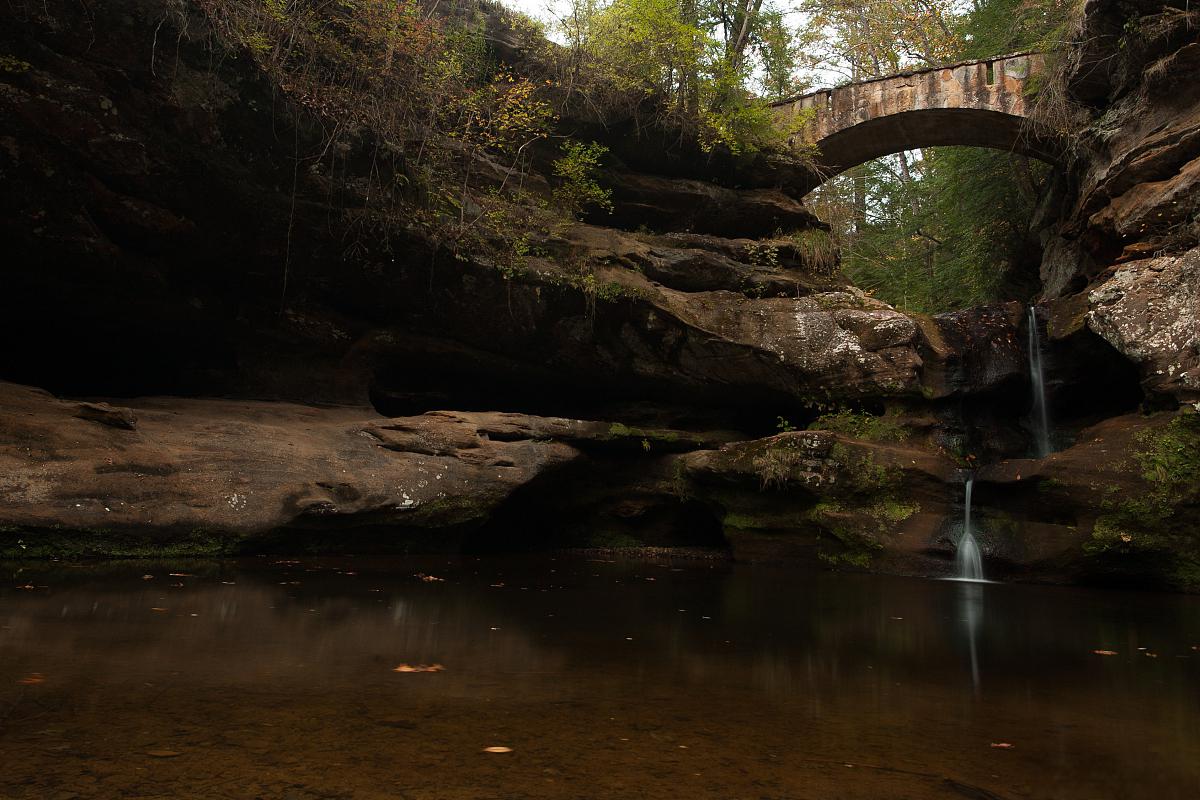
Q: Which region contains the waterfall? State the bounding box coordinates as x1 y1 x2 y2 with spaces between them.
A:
956 478 985 581
1027 305 1052 457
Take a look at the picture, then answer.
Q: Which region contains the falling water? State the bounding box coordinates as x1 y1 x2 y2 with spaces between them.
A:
1027 305 1052 457
956 478 985 581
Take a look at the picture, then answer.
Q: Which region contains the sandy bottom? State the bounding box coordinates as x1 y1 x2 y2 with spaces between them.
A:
1 555 1197 799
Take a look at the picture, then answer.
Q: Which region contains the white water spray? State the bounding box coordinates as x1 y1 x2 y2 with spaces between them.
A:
956 478 985 581
1027 305 1052 457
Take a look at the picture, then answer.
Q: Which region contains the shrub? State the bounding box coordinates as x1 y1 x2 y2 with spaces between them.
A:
552 140 613 219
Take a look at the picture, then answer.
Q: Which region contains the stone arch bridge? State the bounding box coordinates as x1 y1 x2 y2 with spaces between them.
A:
772 53 1057 193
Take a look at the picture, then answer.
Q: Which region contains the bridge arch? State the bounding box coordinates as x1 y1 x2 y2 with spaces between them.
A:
772 53 1061 193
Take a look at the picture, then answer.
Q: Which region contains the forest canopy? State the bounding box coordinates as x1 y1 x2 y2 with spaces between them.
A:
546 0 1077 312
202 0 1077 313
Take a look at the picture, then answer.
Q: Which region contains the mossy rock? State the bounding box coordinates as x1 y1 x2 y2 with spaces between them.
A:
1084 413 1200 589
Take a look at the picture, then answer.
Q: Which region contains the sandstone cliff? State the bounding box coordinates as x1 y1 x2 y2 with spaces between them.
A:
1 0 1197 588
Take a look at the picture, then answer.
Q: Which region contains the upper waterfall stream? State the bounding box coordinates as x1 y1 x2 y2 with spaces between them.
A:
1028 305 1053 457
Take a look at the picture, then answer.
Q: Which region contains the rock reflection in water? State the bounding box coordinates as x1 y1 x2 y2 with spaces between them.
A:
1 555 1198 800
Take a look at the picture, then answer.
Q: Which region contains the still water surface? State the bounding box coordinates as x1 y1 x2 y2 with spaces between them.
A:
1 555 1198 799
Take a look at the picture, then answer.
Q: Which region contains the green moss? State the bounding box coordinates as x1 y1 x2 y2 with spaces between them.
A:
0 55 32 73
816 519 882 568
722 512 767 530
417 493 490 524
1086 414 1200 589
0 527 236 560
869 498 918 525
817 549 871 569
669 458 693 500
830 443 902 494
583 530 643 548
808 408 910 443
1133 415 1200 486
606 423 682 452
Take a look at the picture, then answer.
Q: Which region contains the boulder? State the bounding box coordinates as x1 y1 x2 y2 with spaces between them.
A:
0 381 583 554
1086 247 1200 401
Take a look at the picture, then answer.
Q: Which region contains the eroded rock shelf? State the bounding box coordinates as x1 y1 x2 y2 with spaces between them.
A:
1 0 1198 590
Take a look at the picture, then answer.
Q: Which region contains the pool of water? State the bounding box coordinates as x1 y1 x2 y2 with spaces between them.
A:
1 554 1197 799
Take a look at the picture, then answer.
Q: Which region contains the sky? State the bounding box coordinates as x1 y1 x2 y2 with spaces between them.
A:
492 0 849 89
497 0 570 34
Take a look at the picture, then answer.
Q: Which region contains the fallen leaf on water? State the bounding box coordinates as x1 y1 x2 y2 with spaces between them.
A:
990 742 1015 749
1093 649 1119 656
17 673 45 685
482 746 513 753
393 663 445 673
151 608 169 612
145 750 181 758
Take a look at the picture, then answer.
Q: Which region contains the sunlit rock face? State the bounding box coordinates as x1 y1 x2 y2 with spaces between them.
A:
1036 1 1200 333
1087 248 1200 402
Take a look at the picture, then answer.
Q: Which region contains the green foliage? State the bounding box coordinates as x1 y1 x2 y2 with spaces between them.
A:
800 0 1072 313
198 0 558 258
752 438 808 490
556 0 802 156
809 408 909 442
790 227 839 274
797 0 964 80
743 241 780 268
1132 415 1200 486
1087 414 1200 588
808 496 910 569
957 0 1080 58
961 0 1090 136
552 140 613 218
829 443 902 495
0 55 32 73
841 148 1051 313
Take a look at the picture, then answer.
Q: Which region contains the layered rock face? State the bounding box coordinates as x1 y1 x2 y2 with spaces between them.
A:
1 0 1197 588
1014 0 1200 585
0 381 740 555
1039 0 1200 406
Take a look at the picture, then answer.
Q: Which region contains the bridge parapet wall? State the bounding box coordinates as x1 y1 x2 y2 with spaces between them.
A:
776 53 1044 148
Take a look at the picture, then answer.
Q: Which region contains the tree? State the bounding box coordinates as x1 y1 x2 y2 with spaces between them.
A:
555 0 805 154
797 0 1069 313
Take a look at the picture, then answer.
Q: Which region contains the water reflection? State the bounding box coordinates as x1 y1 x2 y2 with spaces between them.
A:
1 556 1198 799
959 581 984 692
